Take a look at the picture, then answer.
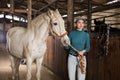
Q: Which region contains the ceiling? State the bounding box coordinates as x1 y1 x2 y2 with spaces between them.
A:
0 0 120 29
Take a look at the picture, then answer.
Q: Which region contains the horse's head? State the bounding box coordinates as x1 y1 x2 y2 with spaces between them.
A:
94 18 109 56
47 9 70 46
94 18 106 32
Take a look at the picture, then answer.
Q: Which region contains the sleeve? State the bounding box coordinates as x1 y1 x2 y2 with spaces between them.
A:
85 33 90 52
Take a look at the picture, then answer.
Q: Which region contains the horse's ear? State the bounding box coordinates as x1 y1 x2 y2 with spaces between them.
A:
94 19 96 24
103 18 105 23
55 9 59 14
47 9 53 17
55 9 62 18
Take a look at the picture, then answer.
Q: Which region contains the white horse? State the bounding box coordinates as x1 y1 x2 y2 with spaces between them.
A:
6 9 70 80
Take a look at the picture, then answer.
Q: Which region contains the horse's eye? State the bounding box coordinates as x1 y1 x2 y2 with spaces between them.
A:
53 22 57 25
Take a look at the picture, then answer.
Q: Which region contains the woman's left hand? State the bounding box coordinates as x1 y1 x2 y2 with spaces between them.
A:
78 50 86 56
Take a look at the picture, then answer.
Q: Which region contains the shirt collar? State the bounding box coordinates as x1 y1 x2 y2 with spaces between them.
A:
77 29 83 31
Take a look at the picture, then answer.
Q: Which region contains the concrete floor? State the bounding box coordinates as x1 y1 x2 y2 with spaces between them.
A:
0 43 61 80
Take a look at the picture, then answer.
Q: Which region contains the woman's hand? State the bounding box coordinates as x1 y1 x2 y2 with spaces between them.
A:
78 50 86 56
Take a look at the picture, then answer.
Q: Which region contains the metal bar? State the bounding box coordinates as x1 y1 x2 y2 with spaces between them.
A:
87 0 92 34
55 0 58 9
3 13 6 31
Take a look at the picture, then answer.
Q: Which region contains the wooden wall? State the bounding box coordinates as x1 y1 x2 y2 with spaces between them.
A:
42 36 69 80
0 28 119 80
87 35 120 80
42 35 120 80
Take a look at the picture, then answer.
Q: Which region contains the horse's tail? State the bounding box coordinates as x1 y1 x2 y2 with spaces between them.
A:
6 31 10 53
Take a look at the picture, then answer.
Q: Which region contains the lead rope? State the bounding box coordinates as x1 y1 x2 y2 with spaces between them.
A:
66 42 86 74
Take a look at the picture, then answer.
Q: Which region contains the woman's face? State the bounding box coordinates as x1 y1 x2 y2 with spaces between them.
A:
76 20 85 30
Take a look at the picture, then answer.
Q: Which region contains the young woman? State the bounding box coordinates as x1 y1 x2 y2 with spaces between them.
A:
67 16 90 80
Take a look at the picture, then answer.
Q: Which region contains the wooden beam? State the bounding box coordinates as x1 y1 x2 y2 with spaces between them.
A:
93 13 120 20
0 8 27 13
10 0 14 27
27 0 32 29
34 0 57 15
67 0 74 32
92 0 110 4
72 2 120 18
10 0 14 14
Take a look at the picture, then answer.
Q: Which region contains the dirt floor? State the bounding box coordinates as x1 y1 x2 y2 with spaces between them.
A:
0 43 61 80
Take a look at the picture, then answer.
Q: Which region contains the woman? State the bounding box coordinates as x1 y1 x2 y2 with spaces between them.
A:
66 16 90 80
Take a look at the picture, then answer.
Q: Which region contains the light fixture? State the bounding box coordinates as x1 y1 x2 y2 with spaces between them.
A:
7 3 10 8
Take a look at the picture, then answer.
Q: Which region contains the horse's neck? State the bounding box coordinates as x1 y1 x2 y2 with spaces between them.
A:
38 25 49 41
32 24 49 43
28 14 50 42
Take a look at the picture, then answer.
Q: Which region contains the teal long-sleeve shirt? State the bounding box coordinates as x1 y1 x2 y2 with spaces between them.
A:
68 29 90 55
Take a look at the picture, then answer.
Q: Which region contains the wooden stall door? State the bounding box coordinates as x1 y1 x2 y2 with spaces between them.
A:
87 36 120 80
42 35 120 80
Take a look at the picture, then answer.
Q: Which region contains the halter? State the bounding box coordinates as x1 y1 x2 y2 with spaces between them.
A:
49 19 68 39
51 29 68 38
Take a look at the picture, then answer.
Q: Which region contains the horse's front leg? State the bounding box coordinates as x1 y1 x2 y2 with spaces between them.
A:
26 57 32 80
36 57 43 80
10 55 20 80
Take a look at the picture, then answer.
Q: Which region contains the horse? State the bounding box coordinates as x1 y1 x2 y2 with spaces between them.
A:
6 9 70 80
94 18 109 56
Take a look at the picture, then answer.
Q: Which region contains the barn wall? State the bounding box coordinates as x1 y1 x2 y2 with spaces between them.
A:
42 36 69 80
0 23 11 43
43 35 120 80
87 35 120 80
0 28 119 80
0 23 12 31
0 22 27 43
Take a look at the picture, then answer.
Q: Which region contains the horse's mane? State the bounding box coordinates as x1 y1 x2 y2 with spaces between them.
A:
31 12 50 29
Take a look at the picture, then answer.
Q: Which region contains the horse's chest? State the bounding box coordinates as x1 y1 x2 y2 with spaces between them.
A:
31 43 47 59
